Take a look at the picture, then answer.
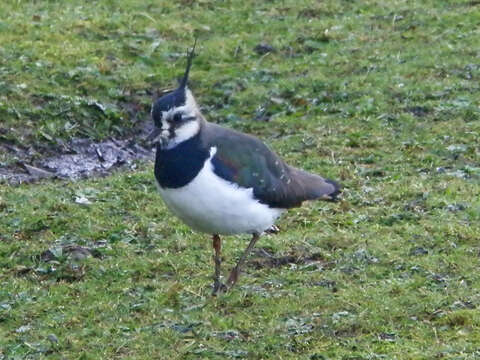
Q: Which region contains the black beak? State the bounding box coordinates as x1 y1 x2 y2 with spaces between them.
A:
146 127 162 145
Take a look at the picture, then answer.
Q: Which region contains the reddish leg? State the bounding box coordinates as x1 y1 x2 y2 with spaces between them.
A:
212 234 226 295
226 233 260 289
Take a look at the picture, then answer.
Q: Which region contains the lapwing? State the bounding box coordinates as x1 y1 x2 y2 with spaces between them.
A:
147 42 341 294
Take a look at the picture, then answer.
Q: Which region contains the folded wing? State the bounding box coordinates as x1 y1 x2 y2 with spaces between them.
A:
203 123 341 209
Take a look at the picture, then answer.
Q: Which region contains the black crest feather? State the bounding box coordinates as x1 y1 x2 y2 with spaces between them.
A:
179 38 197 89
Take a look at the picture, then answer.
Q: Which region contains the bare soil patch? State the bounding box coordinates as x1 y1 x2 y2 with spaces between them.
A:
0 122 155 184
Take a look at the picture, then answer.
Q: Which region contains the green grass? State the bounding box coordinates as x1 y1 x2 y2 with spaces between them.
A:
1 0 480 358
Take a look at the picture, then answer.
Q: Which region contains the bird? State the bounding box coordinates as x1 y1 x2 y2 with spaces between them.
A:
147 42 341 294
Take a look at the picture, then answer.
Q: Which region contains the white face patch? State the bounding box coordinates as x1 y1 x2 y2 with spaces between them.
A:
165 121 200 149
159 89 201 149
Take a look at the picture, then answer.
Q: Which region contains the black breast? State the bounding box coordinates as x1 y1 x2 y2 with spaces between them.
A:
154 134 210 188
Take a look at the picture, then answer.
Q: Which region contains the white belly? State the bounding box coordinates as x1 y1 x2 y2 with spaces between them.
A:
156 147 284 235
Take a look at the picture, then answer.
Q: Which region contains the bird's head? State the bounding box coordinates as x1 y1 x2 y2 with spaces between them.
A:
147 40 201 149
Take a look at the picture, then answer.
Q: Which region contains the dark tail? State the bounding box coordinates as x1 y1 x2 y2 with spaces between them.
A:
291 168 342 202
323 178 342 202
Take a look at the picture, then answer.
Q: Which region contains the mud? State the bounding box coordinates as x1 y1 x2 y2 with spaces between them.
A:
0 122 155 184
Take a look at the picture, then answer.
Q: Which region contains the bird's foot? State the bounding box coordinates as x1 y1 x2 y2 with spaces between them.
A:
212 280 228 296
226 267 240 289
265 225 280 234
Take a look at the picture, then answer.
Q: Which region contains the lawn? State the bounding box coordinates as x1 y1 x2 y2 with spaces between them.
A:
1 0 480 358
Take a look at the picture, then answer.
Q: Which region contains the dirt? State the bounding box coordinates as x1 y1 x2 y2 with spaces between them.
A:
253 43 277 55
405 106 430 117
0 121 155 184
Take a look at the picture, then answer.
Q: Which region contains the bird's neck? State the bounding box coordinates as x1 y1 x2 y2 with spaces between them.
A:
154 131 210 188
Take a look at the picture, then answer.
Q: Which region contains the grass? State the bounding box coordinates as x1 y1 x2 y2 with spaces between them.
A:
1 0 480 358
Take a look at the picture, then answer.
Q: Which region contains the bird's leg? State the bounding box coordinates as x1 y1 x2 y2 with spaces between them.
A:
226 233 260 289
212 234 226 295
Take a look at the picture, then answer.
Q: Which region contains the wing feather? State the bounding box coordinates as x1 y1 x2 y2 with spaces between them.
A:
202 123 340 208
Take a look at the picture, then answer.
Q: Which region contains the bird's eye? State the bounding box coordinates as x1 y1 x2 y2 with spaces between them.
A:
173 113 183 122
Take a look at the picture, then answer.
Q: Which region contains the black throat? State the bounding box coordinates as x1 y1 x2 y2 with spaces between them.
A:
154 133 210 188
